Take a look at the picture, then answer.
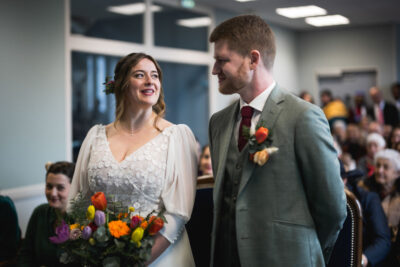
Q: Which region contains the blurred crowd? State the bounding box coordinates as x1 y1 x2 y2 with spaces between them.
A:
301 82 400 266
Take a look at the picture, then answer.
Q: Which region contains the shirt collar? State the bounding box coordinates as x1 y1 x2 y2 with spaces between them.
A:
240 81 276 112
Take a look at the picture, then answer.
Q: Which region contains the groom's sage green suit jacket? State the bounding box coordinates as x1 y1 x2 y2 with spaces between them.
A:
209 86 347 266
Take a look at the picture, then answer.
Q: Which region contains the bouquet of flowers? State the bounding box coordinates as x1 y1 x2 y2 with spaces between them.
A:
49 192 165 267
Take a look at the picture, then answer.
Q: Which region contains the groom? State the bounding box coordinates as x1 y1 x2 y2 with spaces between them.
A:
208 15 347 266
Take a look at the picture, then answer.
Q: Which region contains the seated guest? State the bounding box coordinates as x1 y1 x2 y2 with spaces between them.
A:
357 133 386 177
391 82 400 112
348 91 369 124
0 195 21 264
198 144 213 177
389 126 400 149
320 89 348 129
359 149 400 242
342 123 366 162
340 161 391 267
18 161 75 267
368 121 384 135
332 120 347 148
368 86 399 128
299 91 314 104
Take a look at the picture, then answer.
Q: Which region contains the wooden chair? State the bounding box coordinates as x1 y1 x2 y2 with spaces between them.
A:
186 175 214 267
327 188 363 267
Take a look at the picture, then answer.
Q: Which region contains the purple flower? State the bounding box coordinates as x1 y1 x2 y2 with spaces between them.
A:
82 226 92 240
49 221 70 244
94 210 105 226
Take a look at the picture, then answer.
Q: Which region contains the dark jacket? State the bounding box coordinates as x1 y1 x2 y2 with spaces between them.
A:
368 102 399 127
348 184 391 266
0 195 21 262
17 204 68 267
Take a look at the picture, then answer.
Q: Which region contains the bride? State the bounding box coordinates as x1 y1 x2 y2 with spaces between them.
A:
68 52 198 266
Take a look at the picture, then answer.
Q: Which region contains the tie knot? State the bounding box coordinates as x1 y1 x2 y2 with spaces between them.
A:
241 106 254 119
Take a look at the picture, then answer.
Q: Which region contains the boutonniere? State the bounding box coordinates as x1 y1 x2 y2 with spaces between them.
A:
243 121 278 166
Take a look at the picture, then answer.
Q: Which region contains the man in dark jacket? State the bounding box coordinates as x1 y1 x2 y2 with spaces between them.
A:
368 86 399 127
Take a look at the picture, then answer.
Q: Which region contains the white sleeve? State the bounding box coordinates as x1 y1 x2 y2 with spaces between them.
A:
67 125 98 212
159 124 198 243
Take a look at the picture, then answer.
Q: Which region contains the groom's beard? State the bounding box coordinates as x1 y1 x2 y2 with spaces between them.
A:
218 62 249 95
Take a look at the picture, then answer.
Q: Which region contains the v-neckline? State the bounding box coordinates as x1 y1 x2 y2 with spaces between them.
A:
102 125 174 165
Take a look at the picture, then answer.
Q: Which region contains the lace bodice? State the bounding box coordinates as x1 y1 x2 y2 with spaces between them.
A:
68 123 198 248
87 125 172 216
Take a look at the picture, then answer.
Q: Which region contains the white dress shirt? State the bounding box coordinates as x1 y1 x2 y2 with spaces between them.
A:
234 81 276 143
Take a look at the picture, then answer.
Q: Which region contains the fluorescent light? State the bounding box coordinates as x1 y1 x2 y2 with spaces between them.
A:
236 0 257 2
177 17 211 28
276 5 326 19
107 3 162 15
306 15 350 27
181 0 195 8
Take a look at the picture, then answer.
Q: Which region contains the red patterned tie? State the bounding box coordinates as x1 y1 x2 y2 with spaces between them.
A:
238 106 254 152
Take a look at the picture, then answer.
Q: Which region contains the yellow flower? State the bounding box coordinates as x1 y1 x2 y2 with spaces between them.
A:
89 238 96 245
108 220 131 238
86 205 95 220
70 223 79 230
129 207 135 212
253 147 279 166
131 227 144 243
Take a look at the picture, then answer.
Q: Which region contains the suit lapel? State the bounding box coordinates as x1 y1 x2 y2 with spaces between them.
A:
213 101 240 201
238 85 285 195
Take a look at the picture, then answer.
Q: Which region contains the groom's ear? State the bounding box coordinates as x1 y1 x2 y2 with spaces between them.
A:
249 50 261 70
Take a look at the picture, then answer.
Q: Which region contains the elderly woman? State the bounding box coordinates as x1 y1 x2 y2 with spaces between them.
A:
360 149 400 238
357 133 386 177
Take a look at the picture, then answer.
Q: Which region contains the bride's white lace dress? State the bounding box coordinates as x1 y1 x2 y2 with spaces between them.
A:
68 124 198 266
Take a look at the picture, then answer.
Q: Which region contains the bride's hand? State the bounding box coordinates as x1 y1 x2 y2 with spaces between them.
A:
144 234 171 266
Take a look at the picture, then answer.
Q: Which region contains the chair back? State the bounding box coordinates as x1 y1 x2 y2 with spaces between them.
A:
327 188 363 267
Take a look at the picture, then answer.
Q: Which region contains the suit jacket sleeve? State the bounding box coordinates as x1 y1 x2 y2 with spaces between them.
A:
294 106 347 262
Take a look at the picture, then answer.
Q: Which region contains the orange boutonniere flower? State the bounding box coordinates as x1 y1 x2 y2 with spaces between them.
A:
108 220 131 238
255 127 269 144
243 121 278 166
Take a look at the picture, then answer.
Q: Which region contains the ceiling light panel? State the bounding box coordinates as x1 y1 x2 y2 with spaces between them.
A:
177 17 211 28
305 15 350 27
107 3 162 15
276 5 327 19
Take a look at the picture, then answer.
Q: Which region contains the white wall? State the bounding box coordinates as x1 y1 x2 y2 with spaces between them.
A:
298 25 397 104
271 25 300 94
210 10 300 112
0 0 66 236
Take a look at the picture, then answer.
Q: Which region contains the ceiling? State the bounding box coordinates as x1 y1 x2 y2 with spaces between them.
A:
192 0 400 31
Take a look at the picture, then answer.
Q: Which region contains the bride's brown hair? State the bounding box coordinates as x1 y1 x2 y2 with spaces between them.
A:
113 53 166 131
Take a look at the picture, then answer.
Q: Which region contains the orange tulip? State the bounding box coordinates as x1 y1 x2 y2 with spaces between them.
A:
91 192 107 211
255 127 269 144
148 216 164 236
140 221 148 229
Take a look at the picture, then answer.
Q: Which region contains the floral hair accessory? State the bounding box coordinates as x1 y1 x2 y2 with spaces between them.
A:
103 76 115 95
243 121 278 166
